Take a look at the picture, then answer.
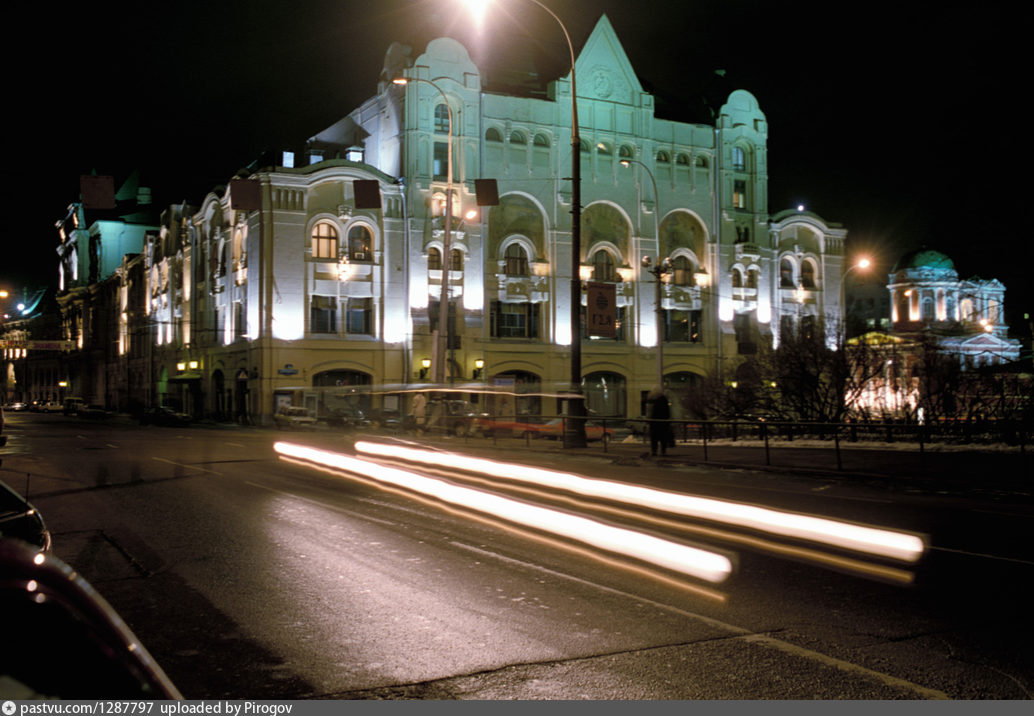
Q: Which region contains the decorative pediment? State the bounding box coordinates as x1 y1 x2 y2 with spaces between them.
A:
573 15 646 106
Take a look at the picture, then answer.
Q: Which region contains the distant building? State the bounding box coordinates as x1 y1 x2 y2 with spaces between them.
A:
849 248 1022 419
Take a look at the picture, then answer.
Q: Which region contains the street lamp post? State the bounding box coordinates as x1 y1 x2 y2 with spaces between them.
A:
839 257 871 342
619 156 667 388
464 0 585 445
393 75 455 385
642 256 672 388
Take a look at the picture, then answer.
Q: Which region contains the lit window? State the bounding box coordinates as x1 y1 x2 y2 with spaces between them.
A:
780 258 795 288
311 223 338 259
733 180 747 209
801 261 816 289
348 225 372 262
282 151 295 168
671 256 694 286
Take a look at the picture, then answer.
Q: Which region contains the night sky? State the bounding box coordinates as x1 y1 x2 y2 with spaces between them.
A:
7 0 1029 329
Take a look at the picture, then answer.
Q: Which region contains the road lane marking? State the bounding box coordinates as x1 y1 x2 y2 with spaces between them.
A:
930 545 1034 566
451 542 950 700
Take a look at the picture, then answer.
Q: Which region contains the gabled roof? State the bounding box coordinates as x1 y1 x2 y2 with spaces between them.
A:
573 15 646 105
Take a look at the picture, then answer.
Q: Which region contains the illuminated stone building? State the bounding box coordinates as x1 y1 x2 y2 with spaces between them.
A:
57 16 852 423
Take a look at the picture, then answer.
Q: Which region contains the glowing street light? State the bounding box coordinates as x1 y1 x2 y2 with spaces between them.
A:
463 0 587 447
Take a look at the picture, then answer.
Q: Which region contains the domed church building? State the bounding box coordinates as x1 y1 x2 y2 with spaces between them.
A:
887 248 1020 368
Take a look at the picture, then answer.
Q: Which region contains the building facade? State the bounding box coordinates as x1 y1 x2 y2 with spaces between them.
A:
849 248 1022 419
46 15 850 424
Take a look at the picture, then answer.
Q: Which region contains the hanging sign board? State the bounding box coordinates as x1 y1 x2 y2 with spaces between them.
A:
586 282 616 338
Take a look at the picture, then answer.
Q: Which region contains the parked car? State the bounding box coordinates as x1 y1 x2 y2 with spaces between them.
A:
139 406 192 427
77 404 114 420
0 480 51 553
5 401 27 412
0 539 182 698
274 406 318 429
34 401 63 413
320 403 369 429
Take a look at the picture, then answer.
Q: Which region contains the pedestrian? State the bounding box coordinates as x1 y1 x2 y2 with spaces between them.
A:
411 391 427 436
647 386 671 457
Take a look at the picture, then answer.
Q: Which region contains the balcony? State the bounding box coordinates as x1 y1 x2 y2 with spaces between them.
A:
735 242 761 262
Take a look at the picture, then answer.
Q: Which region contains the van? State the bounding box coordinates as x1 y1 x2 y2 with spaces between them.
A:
62 397 85 415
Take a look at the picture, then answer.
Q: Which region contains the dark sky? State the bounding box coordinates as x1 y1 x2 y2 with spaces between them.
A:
7 0 1029 328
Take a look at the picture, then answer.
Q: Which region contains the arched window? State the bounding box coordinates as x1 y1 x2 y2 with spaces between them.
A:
695 156 709 168
533 133 550 147
656 150 671 164
619 145 634 160
485 127 503 142
676 153 690 166
671 255 694 286
427 247 442 271
921 296 935 321
732 146 746 171
312 223 338 259
510 130 526 145
596 142 612 156
449 248 463 271
780 257 796 288
434 104 449 133
801 260 816 289
731 268 743 288
591 250 616 282
347 225 372 262
582 371 627 418
504 243 529 276
746 268 758 289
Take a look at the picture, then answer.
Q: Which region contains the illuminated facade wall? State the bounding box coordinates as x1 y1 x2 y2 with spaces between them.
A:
57 15 850 423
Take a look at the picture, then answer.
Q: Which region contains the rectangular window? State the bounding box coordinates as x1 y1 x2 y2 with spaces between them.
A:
733 180 747 209
490 301 540 339
345 298 372 335
234 302 245 340
665 309 701 343
310 295 337 334
433 142 448 181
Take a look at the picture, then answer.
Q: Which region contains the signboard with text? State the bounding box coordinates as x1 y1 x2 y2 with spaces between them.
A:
0 340 75 352
586 282 617 338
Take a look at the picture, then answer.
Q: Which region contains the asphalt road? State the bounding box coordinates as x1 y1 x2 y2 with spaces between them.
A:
2 412 1032 699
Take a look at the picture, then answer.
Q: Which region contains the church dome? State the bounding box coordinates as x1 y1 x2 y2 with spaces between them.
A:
892 248 955 272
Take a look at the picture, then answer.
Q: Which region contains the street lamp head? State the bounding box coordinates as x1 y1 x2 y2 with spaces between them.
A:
392 78 408 86
856 257 871 270
641 255 652 268
620 159 631 168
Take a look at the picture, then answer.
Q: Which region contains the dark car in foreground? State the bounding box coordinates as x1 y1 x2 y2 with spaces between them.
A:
0 480 52 553
0 539 182 699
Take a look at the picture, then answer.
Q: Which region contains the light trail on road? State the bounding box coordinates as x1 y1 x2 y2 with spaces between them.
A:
353 440 927 563
274 441 733 584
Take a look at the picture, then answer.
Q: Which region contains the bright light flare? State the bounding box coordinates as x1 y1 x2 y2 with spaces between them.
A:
274 442 732 584
354 441 926 563
458 0 489 27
